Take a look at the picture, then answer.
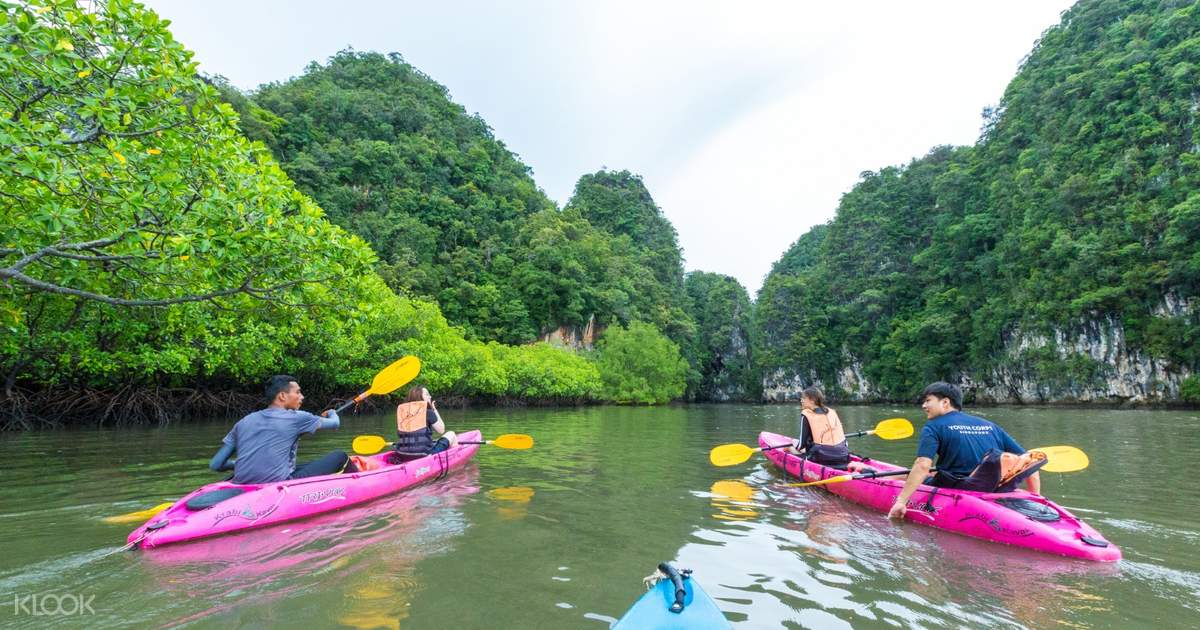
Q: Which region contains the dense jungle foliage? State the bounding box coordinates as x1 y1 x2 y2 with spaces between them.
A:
757 0 1200 401
593 321 688 404
684 272 759 401
224 54 717 399
0 0 654 427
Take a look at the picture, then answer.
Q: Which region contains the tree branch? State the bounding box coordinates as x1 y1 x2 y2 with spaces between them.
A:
10 84 52 122
0 268 327 308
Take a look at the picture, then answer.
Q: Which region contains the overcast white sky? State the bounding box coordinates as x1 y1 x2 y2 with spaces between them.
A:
144 0 1074 295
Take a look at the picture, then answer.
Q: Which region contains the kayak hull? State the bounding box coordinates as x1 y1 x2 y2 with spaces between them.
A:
759 432 1121 562
127 430 482 549
613 573 729 629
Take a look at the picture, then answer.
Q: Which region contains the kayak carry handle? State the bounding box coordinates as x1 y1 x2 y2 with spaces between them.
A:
658 562 688 614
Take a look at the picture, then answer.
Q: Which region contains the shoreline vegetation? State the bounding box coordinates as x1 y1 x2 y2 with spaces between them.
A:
4 0 1199 430
7 386 1195 432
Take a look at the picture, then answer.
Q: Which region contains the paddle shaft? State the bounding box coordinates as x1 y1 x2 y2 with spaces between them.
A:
369 439 492 448
334 392 369 415
852 467 929 480
771 426 878 448
765 427 873 452
759 428 875 456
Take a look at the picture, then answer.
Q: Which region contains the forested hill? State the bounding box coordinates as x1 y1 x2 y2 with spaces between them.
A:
220 51 555 344
757 0 1200 404
563 171 696 351
223 53 757 401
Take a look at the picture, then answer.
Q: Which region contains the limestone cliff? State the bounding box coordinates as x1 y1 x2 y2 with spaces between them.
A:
761 295 1196 405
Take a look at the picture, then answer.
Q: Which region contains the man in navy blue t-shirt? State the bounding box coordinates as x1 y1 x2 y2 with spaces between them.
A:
887 382 1041 519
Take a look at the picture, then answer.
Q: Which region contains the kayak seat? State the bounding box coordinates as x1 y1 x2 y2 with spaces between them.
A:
185 487 249 510
386 452 427 465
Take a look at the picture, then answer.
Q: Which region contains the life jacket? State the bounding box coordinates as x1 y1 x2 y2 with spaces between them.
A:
801 407 847 446
997 450 1048 491
395 401 433 453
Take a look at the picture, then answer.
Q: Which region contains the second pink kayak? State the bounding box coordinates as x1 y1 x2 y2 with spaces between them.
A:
759 431 1120 562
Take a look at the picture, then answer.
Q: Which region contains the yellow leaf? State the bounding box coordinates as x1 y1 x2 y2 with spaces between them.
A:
77 69 92 78
56 39 74 52
113 151 126 164
179 255 190 261
267 217 274 226
35 6 52 14
122 113 131 125
146 148 161 155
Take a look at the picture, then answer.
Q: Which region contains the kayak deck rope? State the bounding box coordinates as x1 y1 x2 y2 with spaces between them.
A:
434 448 450 480
103 531 146 557
248 485 289 523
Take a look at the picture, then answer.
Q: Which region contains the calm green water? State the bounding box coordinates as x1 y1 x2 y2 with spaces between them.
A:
1 405 1198 628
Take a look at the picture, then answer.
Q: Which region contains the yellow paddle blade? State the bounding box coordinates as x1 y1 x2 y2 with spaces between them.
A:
786 474 855 488
709 443 756 467
873 418 914 440
1031 445 1089 473
102 502 173 524
352 434 390 455
366 355 421 396
491 434 533 449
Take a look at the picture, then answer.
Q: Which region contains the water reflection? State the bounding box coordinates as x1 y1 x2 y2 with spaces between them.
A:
677 468 1129 628
489 485 535 520
709 480 759 522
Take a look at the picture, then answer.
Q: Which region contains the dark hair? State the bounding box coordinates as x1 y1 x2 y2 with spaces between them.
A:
921 381 962 410
265 375 297 402
801 386 825 408
405 385 426 403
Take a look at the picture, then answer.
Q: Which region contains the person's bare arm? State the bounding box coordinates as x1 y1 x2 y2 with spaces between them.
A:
887 457 933 519
1026 471 1041 495
430 402 446 434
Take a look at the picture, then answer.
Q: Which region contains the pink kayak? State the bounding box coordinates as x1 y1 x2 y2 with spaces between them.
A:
127 430 482 549
759 432 1121 562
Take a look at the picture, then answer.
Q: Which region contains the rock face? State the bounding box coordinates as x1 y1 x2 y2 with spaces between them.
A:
761 360 880 403
762 369 814 402
539 314 600 350
702 312 755 402
685 272 759 402
762 296 1196 404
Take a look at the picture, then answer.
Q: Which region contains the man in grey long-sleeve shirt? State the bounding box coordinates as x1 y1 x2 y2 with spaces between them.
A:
209 375 356 483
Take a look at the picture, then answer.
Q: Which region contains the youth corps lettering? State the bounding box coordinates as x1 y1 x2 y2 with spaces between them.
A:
946 425 996 434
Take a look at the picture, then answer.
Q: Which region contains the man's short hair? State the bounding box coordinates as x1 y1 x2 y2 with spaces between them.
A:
922 381 962 410
265 375 297 402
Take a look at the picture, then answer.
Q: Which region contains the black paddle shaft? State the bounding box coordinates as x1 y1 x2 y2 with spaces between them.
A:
855 467 939 480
